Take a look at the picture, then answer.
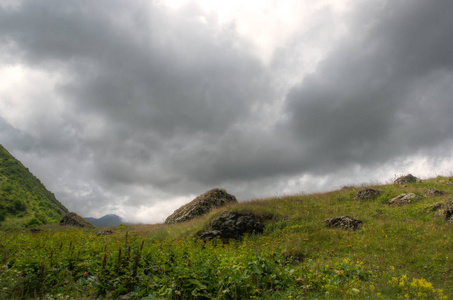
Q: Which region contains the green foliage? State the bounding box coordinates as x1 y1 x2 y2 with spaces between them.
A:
25 217 42 228
0 209 5 222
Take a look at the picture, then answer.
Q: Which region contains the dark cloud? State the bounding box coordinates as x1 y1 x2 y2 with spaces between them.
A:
1 0 453 222
0 0 277 219
285 0 453 174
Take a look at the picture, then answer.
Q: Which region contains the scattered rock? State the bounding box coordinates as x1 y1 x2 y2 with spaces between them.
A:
282 250 305 265
30 228 42 234
165 188 238 224
97 230 114 236
199 230 222 241
60 212 95 228
325 216 363 230
200 211 264 242
388 193 417 206
394 174 420 185
429 200 453 221
436 207 453 221
425 203 443 213
425 188 447 197
353 189 384 200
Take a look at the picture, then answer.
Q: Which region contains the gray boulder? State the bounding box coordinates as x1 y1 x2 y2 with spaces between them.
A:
325 216 363 230
200 211 264 242
426 200 453 221
353 189 384 200
394 174 420 185
425 188 447 197
434 201 453 221
388 193 417 206
165 188 238 224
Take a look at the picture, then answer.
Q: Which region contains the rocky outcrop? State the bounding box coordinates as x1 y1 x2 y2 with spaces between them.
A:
97 230 115 236
394 174 420 185
388 193 417 206
433 201 453 221
353 189 384 200
425 189 447 197
325 216 363 230
165 189 238 224
60 212 95 228
425 201 453 224
199 211 264 242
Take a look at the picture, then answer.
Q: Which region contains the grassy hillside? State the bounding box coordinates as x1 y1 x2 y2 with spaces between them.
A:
1 175 453 299
0 145 68 229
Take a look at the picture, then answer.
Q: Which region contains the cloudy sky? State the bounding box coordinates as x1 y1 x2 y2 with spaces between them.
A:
1 0 453 223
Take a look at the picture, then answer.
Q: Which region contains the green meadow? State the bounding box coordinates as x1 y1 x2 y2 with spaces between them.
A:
1 176 453 299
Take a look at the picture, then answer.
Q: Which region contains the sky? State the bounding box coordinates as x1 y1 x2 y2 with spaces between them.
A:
1 0 453 223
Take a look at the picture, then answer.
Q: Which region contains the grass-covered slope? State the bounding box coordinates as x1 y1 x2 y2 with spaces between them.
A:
1 175 453 299
0 145 68 229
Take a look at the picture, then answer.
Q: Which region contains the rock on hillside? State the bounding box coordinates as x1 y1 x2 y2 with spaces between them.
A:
199 211 264 243
325 216 363 230
394 174 421 185
353 189 384 200
165 188 237 224
60 212 95 228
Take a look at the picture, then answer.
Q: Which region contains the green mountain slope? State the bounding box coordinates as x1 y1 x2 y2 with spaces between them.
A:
0 145 68 229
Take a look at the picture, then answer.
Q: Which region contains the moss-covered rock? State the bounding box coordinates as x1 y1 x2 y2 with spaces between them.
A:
165 188 237 224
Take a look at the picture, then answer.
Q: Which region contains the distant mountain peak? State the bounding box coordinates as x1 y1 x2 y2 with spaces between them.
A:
84 214 123 227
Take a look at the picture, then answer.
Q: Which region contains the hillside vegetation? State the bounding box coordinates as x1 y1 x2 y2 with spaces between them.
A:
1 175 453 299
0 145 68 229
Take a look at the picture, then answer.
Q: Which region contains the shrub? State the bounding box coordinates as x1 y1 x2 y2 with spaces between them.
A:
25 217 42 227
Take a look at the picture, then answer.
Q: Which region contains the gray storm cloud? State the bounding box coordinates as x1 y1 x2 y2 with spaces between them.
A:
1 0 453 223
285 0 453 174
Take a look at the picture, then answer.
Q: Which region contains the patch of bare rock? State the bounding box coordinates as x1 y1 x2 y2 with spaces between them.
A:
97 230 115 236
60 212 95 228
426 200 453 221
325 216 363 230
165 188 238 224
353 189 384 200
394 174 421 185
425 188 447 197
199 211 265 243
388 193 418 206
